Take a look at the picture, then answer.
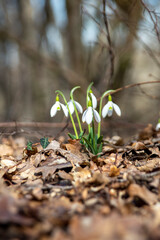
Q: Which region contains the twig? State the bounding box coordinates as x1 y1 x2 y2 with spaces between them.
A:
96 79 160 102
111 80 160 96
138 85 160 100
141 0 160 42
107 2 160 68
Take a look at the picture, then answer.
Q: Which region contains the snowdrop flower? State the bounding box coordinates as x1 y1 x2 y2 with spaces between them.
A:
82 101 101 124
50 95 68 117
67 99 83 115
156 120 160 131
89 90 97 109
102 95 121 118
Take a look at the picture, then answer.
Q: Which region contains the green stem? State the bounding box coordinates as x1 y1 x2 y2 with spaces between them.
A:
88 124 91 134
86 82 94 134
86 82 94 107
92 119 96 153
73 101 83 133
98 97 103 139
56 90 79 139
98 90 114 138
70 86 83 134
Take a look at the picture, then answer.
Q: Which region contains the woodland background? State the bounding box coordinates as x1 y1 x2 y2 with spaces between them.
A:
0 0 160 134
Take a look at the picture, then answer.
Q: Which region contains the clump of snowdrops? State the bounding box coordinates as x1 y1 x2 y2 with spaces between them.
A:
50 83 121 155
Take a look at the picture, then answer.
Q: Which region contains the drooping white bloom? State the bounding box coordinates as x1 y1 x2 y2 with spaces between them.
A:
102 95 121 118
90 91 97 109
156 120 160 131
67 100 83 115
82 106 101 125
50 96 68 117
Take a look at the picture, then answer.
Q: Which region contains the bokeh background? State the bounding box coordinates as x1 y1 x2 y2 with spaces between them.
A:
0 0 160 137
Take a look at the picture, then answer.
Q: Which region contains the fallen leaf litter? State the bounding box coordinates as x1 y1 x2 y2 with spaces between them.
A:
0 125 160 239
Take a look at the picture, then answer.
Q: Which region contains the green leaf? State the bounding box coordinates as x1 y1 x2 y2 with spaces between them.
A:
40 137 50 149
97 135 103 144
94 142 98 155
86 133 90 141
88 127 94 146
68 133 77 140
97 143 103 154
82 136 96 154
79 131 84 139
90 127 93 139
27 141 33 150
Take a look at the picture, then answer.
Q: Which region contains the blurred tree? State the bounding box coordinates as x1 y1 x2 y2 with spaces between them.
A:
112 0 142 88
0 0 159 124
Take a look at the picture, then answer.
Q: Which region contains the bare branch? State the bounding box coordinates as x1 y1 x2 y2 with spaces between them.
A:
141 0 160 43
112 80 160 96
96 80 160 101
107 2 160 68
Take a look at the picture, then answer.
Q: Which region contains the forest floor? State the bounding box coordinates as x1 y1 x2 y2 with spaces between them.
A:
0 123 160 240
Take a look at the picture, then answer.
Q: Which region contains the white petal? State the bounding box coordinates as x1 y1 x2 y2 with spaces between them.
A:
113 103 121 116
85 107 93 124
102 102 111 118
82 109 88 122
50 102 59 117
156 123 160 131
68 100 74 114
108 109 113 117
74 101 83 113
93 109 101 123
91 93 97 109
60 103 68 117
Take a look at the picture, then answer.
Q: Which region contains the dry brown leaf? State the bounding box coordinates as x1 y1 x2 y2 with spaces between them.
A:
45 140 88 165
69 214 147 240
128 183 158 205
110 136 124 145
0 144 13 157
109 165 120 177
32 187 43 200
2 133 160 239
85 198 98 207
132 141 147 150
1 158 16 168
35 165 57 179
99 205 111 215
57 170 73 181
72 167 91 183
65 139 82 153
45 140 60 150
137 158 160 172
82 188 89 200
0 193 34 226
33 153 44 167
